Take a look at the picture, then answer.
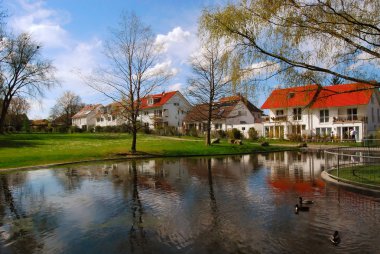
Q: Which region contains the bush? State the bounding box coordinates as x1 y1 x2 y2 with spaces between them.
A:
211 129 226 139
69 126 82 133
187 127 198 137
95 126 103 132
261 141 269 147
227 128 242 140
287 133 303 142
248 127 259 141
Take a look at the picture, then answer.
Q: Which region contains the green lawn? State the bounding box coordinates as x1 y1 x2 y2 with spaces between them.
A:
0 133 295 169
330 165 380 186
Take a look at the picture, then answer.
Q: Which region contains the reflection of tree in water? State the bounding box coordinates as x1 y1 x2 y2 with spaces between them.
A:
0 174 44 253
129 161 147 253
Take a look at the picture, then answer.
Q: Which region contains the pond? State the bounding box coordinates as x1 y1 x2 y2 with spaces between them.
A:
0 151 379 253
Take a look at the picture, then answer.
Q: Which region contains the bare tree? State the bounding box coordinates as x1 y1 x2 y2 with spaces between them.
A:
85 12 171 153
4 97 29 131
187 38 231 146
0 33 56 134
201 0 380 89
50 91 84 127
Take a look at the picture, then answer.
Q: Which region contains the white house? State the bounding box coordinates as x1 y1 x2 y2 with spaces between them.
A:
94 102 125 127
261 83 380 141
138 91 192 130
72 104 102 130
183 95 263 137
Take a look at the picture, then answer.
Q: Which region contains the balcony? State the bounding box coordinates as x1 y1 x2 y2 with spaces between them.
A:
270 115 288 122
332 115 368 123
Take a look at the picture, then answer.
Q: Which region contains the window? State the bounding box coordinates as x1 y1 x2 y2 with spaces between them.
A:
288 92 295 99
320 109 329 123
148 98 154 105
144 111 149 115
97 118 101 122
214 123 222 129
173 102 179 106
293 108 302 121
276 110 284 116
112 116 116 121
107 117 111 121
242 127 245 130
347 108 358 120
316 127 332 136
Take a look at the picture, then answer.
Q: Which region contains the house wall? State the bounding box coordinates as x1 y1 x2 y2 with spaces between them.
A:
225 101 257 126
263 99 380 141
140 92 192 129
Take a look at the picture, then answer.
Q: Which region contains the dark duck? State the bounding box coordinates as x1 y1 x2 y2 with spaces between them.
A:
299 197 314 205
330 231 341 245
294 204 309 214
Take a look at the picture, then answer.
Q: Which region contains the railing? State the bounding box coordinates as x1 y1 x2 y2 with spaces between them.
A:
270 115 287 122
324 146 380 189
332 115 368 123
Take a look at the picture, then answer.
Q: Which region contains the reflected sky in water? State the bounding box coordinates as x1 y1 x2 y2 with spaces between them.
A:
0 151 379 253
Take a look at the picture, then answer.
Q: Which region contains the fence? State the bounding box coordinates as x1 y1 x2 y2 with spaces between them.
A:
324 146 380 189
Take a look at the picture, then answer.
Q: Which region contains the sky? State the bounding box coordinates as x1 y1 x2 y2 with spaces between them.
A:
3 0 268 119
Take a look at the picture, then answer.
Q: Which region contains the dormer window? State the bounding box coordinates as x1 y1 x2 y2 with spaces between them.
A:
148 98 154 105
288 92 295 99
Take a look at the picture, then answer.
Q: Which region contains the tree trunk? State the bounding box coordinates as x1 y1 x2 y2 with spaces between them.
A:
206 101 213 146
0 100 10 134
131 121 137 153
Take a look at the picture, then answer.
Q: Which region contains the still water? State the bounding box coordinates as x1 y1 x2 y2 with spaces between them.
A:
0 151 379 254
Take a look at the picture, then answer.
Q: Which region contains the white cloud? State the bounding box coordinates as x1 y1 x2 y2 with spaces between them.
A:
146 60 179 78
6 0 104 118
168 83 182 91
155 27 191 53
9 0 71 49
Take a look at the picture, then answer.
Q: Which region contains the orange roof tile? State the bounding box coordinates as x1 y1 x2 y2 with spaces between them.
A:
261 83 375 109
139 91 177 110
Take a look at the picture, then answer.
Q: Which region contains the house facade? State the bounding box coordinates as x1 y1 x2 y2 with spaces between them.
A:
138 91 192 130
72 91 191 131
72 104 102 130
261 83 380 141
183 95 263 137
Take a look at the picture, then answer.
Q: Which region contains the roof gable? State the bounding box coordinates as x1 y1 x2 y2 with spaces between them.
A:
72 104 102 119
140 91 177 110
184 95 261 122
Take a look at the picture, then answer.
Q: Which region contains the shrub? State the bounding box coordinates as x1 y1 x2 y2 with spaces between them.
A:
188 127 198 137
248 127 259 141
227 128 242 140
69 126 82 133
287 133 303 142
95 126 103 132
211 129 226 139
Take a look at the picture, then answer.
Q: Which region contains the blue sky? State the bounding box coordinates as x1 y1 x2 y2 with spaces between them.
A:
3 0 271 119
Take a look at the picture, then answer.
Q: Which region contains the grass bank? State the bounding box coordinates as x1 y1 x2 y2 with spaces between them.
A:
330 165 380 186
0 133 295 169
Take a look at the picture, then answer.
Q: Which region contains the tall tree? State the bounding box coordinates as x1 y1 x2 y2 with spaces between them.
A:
187 37 231 146
0 33 56 133
50 91 84 127
85 12 171 153
4 97 29 131
201 0 380 89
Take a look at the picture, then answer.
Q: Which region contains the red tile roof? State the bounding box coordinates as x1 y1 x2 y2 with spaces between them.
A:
261 83 375 109
72 104 102 119
184 95 261 123
139 91 177 110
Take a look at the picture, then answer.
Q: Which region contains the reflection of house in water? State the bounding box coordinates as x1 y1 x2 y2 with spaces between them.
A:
258 152 327 193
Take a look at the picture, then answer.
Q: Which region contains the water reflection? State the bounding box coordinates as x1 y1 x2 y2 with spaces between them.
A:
0 152 379 253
